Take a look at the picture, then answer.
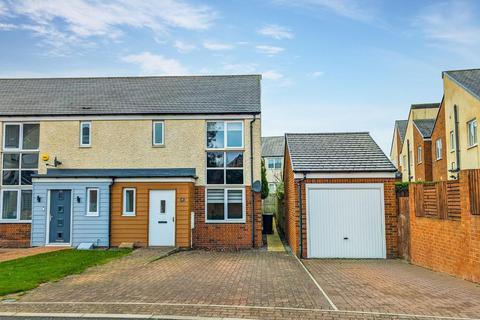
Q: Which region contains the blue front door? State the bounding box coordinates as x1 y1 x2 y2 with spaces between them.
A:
49 190 71 244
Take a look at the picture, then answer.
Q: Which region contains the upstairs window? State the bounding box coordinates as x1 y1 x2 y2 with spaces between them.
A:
80 121 91 147
4 123 39 150
267 158 282 169
467 119 477 147
153 121 164 146
436 139 443 160
206 121 243 149
207 151 243 184
450 131 455 151
417 146 422 164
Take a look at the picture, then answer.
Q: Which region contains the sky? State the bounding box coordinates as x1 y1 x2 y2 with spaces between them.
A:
0 0 479 153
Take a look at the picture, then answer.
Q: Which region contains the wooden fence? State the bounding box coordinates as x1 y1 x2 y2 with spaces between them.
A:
412 181 461 220
468 170 480 216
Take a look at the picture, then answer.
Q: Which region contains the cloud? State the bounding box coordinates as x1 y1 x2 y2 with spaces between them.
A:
413 1 480 60
0 0 216 54
256 45 284 56
310 71 324 78
263 70 284 81
203 41 234 50
258 24 293 40
272 0 374 22
174 40 195 53
222 63 258 74
122 52 188 75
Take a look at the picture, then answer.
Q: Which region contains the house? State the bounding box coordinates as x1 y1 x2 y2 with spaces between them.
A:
261 136 285 194
283 132 397 259
433 69 480 180
395 103 439 182
0 75 263 249
389 120 407 171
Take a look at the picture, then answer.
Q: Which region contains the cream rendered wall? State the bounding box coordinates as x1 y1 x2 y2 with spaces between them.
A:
37 118 261 186
390 129 399 169
400 107 439 182
444 76 480 175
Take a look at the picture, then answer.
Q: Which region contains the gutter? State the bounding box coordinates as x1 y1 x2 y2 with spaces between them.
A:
250 114 257 247
297 172 307 258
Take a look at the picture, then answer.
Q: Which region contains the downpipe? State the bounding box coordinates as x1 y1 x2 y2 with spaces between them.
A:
297 172 307 258
250 114 257 247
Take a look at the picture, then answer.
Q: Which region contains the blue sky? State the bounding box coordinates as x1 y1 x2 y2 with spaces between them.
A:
0 0 479 153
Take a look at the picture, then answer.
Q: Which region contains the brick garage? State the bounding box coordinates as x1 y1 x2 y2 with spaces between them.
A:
193 186 262 249
0 223 31 248
409 170 480 283
284 133 398 258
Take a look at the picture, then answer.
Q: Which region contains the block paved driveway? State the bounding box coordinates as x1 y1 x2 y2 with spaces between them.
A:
1 249 480 319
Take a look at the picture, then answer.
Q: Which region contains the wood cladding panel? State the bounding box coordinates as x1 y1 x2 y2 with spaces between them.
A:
110 182 194 248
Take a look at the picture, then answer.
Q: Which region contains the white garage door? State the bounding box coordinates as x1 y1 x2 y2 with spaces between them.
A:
307 184 386 258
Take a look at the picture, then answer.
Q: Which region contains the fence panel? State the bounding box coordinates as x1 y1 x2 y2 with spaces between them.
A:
468 170 480 216
413 180 461 220
447 181 461 220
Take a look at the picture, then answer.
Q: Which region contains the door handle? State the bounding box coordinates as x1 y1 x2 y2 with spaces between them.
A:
172 217 175 222
343 237 349 240
158 221 167 224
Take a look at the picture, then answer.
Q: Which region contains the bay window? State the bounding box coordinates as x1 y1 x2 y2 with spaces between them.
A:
206 188 244 222
1 123 38 222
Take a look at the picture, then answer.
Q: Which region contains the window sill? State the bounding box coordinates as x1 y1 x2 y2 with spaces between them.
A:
205 147 245 151
467 144 478 150
205 220 246 224
122 213 136 217
79 145 91 148
152 144 165 148
85 213 99 217
0 220 32 224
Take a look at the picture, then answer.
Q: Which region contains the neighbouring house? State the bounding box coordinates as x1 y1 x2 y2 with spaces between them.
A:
389 120 407 172
0 75 263 249
435 69 480 180
394 103 439 182
283 132 397 259
261 136 284 214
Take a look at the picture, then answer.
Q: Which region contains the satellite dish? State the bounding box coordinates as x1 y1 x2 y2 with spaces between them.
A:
252 180 262 193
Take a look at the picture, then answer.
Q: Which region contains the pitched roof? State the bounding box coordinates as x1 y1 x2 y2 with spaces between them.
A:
33 168 196 178
0 75 261 116
286 132 396 172
395 120 408 143
261 136 285 157
413 119 436 138
411 103 440 110
443 69 480 100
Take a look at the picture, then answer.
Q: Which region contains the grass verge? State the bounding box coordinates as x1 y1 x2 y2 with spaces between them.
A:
0 248 131 296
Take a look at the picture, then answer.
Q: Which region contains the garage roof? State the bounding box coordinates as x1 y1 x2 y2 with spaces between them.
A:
0 75 261 116
286 132 396 172
33 168 196 178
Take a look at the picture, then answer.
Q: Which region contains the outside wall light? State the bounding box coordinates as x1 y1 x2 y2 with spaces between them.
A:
77 196 81 203
36 196 41 203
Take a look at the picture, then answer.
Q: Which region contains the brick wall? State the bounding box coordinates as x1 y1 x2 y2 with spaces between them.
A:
192 186 262 249
432 100 448 181
413 125 433 181
409 170 480 283
0 223 31 248
284 149 398 258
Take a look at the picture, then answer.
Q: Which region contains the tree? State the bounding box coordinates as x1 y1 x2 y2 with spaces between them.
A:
261 159 269 199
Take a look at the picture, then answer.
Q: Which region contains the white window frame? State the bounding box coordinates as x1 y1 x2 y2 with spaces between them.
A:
467 119 477 148
205 187 245 223
86 188 99 216
417 146 422 164
206 151 244 185
122 188 136 216
80 121 91 147
268 183 277 193
0 189 32 222
450 130 455 152
3 122 40 151
206 121 244 150
152 121 165 146
436 139 442 160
